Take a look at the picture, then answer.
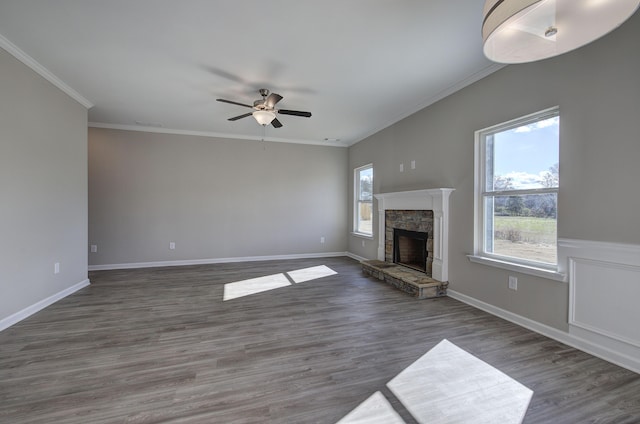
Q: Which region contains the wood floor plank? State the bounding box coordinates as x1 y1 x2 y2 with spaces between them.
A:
1 257 639 423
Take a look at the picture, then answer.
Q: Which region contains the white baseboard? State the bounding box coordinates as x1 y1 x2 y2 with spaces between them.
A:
447 289 640 375
345 252 368 262
0 279 90 332
88 252 350 271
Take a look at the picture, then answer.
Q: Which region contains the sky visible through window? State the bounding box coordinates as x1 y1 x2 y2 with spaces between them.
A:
493 116 559 189
359 167 373 199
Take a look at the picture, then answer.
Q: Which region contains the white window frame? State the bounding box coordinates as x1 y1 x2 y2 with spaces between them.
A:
469 107 565 281
353 164 373 237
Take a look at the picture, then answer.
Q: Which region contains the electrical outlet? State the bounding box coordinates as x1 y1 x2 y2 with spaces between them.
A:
90 245 98 253
508 276 518 290
54 262 60 274
411 160 416 169
399 163 404 172
320 236 325 244
169 242 176 250
362 240 365 247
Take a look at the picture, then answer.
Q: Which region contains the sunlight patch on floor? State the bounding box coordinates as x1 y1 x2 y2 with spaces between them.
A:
223 265 338 301
287 265 337 283
337 339 533 424
336 391 406 424
223 273 291 301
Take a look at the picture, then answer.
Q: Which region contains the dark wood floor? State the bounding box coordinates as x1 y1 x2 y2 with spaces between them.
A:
1 257 639 423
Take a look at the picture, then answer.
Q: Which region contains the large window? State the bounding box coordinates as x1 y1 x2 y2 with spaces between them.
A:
354 164 373 236
475 107 559 269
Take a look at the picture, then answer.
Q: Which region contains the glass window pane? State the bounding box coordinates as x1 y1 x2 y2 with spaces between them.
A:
355 165 373 235
489 115 559 191
357 202 372 234
358 167 373 201
485 193 557 265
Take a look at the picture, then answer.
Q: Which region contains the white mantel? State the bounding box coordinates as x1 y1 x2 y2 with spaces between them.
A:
374 188 454 282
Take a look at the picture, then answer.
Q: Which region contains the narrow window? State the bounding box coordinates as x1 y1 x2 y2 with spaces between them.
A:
475 108 559 268
354 164 373 236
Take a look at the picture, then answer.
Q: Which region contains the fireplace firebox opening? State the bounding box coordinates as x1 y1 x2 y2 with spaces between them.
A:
393 228 428 273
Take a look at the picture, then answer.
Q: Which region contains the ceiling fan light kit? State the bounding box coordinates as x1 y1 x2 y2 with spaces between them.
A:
217 89 312 129
482 0 640 64
253 110 276 126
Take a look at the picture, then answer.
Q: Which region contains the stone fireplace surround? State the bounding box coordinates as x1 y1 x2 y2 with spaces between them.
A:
374 188 454 282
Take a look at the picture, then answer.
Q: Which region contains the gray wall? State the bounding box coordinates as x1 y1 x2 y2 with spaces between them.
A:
0 48 88 322
348 13 640 331
88 128 348 266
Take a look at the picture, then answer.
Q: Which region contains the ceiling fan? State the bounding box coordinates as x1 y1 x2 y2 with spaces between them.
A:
216 89 312 128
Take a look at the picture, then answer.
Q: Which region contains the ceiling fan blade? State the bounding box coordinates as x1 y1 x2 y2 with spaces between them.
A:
271 118 283 128
278 109 312 118
217 98 253 108
265 93 283 109
228 112 253 121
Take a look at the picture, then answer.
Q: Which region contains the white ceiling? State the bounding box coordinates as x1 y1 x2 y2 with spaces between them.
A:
0 0 502 146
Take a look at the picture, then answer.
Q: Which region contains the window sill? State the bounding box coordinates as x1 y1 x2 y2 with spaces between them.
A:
467 255 566 282
351 232 374 240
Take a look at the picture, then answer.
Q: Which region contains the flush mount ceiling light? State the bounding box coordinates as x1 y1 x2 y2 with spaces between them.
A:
482 0 640 63
252 110 276 126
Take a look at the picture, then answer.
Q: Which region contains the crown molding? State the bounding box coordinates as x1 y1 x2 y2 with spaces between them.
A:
88 122 347 148
350 62 506 146
0 33 93 109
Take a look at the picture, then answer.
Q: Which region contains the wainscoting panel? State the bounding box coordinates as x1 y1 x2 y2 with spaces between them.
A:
559 238 640 371
569 258 640 349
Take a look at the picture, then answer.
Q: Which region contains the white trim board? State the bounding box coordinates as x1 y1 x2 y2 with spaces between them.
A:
0 33 93 109
88 122 346 148
558 238 640 267
345 252 368 262
88 252 351 271
467 254 566 281
0 279 90 332
447 289 640 375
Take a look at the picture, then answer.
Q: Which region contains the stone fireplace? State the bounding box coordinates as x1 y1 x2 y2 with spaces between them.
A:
361 188 453 299
375 188 454 282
